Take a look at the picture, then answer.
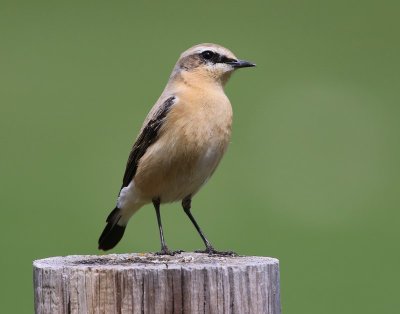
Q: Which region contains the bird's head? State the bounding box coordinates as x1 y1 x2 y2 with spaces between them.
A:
172 43 255 86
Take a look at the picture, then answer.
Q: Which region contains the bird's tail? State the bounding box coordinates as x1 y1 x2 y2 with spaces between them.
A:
98 207 126 251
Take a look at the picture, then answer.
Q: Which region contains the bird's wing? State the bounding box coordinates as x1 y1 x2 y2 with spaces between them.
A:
120 96 176 189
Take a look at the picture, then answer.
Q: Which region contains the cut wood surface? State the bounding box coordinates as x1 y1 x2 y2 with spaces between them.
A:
33 253 280 314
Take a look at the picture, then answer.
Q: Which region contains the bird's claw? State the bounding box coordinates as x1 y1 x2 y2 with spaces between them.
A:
195 247 238 257
154 248 184 256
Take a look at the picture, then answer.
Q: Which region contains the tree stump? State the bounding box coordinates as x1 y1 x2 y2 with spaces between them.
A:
33 253 280 314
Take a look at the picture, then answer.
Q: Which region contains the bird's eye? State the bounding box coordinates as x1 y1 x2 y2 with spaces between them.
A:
201 50 215 60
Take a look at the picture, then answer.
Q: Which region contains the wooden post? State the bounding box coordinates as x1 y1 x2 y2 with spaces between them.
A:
33 253 280 314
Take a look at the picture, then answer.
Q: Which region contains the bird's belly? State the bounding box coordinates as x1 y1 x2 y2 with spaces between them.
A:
163 145 223 202
134 138 226 203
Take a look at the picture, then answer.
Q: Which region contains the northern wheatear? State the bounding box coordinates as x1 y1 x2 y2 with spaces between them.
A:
98 43 255 255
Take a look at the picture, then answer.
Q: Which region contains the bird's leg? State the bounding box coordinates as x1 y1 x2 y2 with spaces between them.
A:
182 197 237 257
152 198 180 256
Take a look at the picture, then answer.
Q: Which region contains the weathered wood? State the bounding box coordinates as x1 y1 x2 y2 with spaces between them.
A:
33 253 280 314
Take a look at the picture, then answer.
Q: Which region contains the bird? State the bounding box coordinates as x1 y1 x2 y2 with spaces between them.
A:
98 43 255 255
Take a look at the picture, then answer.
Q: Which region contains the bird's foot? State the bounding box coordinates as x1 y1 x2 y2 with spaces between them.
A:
195 247 238 257
154 248 184 256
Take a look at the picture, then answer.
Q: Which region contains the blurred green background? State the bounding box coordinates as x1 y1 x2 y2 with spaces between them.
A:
1 0 399 313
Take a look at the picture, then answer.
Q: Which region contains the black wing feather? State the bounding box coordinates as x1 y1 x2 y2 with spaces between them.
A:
121 96 176 189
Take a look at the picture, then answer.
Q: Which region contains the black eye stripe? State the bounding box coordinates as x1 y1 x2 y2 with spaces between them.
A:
219 56 237 63
200 51 237 64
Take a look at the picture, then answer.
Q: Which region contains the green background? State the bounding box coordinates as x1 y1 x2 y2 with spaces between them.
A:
1 1 399 313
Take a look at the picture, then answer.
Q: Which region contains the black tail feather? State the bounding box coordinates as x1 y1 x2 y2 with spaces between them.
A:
98 207 126 251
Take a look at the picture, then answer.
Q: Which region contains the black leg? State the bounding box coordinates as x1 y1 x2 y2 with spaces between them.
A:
152 198 182 256
182 197 237 256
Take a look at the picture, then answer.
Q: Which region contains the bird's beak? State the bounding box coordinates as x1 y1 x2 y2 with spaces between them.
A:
226 59 256 68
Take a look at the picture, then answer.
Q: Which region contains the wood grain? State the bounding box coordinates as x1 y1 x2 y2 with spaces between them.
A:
33 253 280 314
